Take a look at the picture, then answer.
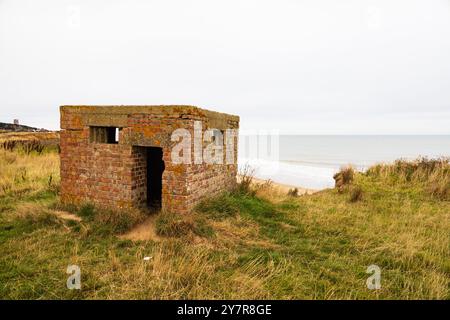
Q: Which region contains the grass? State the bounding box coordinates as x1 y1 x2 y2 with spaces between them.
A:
0 131 59 143
0 132 60 155
0 142 449 299
155 211 214 238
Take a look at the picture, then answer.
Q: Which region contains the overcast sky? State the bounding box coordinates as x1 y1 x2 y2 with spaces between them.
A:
0 0 449 133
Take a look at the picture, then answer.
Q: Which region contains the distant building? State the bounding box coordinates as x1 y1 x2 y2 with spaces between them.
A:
13 119 19 125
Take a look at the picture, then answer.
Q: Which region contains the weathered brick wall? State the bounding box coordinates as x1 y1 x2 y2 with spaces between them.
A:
184 117 239 211
130 146 147 208
185 164 237 210
60 128 135 208
126 113 192 213
60 105 239 214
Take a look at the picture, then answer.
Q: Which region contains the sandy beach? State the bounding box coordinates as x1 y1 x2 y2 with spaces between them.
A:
242 176 318 196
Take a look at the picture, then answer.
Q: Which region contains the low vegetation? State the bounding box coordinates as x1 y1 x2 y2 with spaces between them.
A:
0 140 448 299
0 132 60 155
366 157 450 201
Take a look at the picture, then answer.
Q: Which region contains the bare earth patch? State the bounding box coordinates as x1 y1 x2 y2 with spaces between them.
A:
119 214 161 242
53 210 82 222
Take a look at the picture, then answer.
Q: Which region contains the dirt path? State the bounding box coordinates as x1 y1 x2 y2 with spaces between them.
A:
119 214 161 242
53 211 82 222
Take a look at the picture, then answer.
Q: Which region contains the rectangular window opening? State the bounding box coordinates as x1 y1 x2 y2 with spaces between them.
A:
90 126 121 144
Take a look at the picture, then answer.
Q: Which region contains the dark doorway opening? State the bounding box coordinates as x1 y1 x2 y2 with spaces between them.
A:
146 147 165 210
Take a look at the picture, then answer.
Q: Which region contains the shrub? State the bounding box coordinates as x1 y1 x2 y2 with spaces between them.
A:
287 188 299 197
236 164 256 196
349 185 363 202
333 166 355 192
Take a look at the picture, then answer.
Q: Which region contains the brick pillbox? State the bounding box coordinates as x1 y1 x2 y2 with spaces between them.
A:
60 105 239 214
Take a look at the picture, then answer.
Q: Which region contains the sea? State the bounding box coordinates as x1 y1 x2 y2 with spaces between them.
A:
238 135 450 190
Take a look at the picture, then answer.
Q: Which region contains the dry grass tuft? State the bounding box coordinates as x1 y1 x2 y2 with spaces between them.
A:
287 187 299 197
236 164 256 195
349 185 363 202
333 166 355 192
366 157 450 200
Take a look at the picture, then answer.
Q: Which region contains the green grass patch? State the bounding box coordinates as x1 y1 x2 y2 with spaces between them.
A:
0 149 449 299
